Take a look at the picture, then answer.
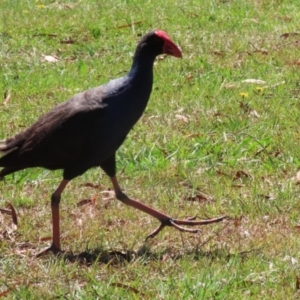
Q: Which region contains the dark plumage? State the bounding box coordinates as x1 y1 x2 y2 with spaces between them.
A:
0 30 225 256
0 31 178 179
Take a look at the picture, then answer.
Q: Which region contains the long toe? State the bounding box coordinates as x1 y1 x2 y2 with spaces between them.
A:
146 215 227 240
35 243 63 258
172 215 228 226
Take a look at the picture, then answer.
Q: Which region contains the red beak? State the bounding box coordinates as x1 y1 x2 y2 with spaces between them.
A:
155 30 182 58
163 40 182 58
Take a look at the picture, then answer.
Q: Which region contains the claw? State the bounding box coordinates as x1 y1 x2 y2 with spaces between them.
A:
145 215 227 240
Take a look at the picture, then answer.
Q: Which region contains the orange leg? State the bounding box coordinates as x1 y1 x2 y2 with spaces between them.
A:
37 175 226 257
110 176 227 239
36 179 69 257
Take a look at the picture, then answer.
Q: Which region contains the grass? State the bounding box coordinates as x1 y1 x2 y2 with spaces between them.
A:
1 0 300 298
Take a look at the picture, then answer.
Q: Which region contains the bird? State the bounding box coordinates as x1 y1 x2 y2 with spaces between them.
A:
0 30 226 256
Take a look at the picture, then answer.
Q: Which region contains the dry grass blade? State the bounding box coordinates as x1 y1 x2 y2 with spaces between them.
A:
242 79 266 84
3 91 11 106
32 33 58 38
199 221 231 247
60 39 77 44
233 170 252 180
117 21 143 29
76 198 95 207
111 282 149 298
0 208 12 215
6 202 18 226
280 32 300 39
175 114 189 123
40 236 52 242
185 193 214 203
296 275 300 291
80 182 103 189
0 285 16 298
42 54 59 62
295 171 300 184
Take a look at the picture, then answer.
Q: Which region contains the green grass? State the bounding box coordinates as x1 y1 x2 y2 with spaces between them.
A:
1 0 300 298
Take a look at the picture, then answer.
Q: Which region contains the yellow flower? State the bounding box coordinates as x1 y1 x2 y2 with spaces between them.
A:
239 92 249 98
36 4 45 8
256 87 263 92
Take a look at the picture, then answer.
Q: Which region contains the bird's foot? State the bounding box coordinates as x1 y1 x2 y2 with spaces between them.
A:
35 243 63 258
146 215 228 240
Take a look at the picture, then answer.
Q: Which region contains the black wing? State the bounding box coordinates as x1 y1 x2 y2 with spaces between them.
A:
0 87 108 171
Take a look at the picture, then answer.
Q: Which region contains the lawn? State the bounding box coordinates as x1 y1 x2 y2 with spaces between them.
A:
1 0 300 298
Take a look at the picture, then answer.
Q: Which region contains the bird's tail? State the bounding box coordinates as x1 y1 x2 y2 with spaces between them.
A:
0 140 17 157
0 140 21 180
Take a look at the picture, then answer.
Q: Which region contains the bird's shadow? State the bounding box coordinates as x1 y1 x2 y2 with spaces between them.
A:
60 244 261 266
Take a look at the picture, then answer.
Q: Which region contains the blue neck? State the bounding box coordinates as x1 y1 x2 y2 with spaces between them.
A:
128 53 156 82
